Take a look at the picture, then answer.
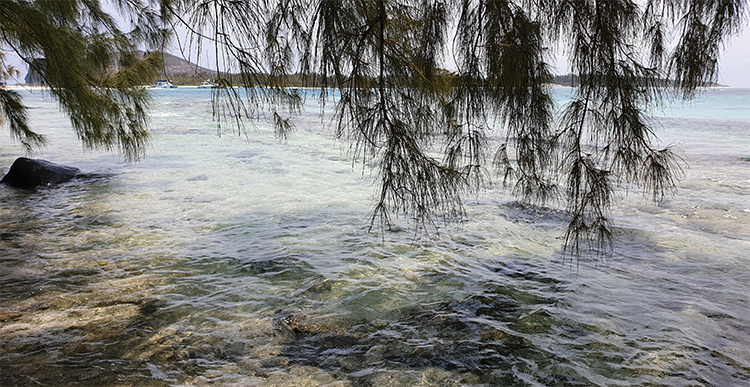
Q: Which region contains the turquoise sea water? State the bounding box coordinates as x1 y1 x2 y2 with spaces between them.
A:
0 87 748 386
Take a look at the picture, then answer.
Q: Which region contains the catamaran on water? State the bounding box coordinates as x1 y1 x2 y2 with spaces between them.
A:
153 80 177 88
198 80 219 89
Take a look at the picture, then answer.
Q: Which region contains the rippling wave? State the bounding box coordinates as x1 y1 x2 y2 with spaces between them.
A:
1 88 749 386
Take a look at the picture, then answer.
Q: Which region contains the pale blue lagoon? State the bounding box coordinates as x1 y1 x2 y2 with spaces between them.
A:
1 87 749 386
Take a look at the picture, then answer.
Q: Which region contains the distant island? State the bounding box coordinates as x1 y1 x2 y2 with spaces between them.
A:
119 53 737 89
22 52 730 88
23 52 219 87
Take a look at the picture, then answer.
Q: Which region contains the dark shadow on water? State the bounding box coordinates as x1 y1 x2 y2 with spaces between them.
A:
500 202 570 226
270 289 592 387
237 253 322 283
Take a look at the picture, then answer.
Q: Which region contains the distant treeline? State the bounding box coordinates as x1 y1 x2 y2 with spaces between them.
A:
167 73 217 86
23 57 727 88
197 72 641 88
551 74 581 87
165 72 728 88
550 73 726 88
165 72 325 87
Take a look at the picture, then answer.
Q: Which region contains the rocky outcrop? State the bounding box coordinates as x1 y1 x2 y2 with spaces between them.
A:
24 58 47 85
1 157 80 189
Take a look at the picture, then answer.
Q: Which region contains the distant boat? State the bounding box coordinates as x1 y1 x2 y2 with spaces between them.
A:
153 80 177 88
198 80 219 89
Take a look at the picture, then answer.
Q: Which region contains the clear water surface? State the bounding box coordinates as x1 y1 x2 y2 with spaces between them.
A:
0 87 748 386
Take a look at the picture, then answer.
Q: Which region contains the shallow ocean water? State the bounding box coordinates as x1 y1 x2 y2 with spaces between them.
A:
0 87 748 386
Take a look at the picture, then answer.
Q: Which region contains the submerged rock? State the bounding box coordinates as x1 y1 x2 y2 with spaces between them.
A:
1 157 80 189
0 310 22 323
273 310 337 335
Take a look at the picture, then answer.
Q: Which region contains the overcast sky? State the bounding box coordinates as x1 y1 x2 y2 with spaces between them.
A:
715 32 750 87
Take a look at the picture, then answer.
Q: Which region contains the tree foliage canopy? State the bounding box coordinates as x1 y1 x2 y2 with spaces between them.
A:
1 0 747 254
1 0 169 160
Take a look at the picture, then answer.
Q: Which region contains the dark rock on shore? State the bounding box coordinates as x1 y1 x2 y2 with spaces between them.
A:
1 157 80 189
